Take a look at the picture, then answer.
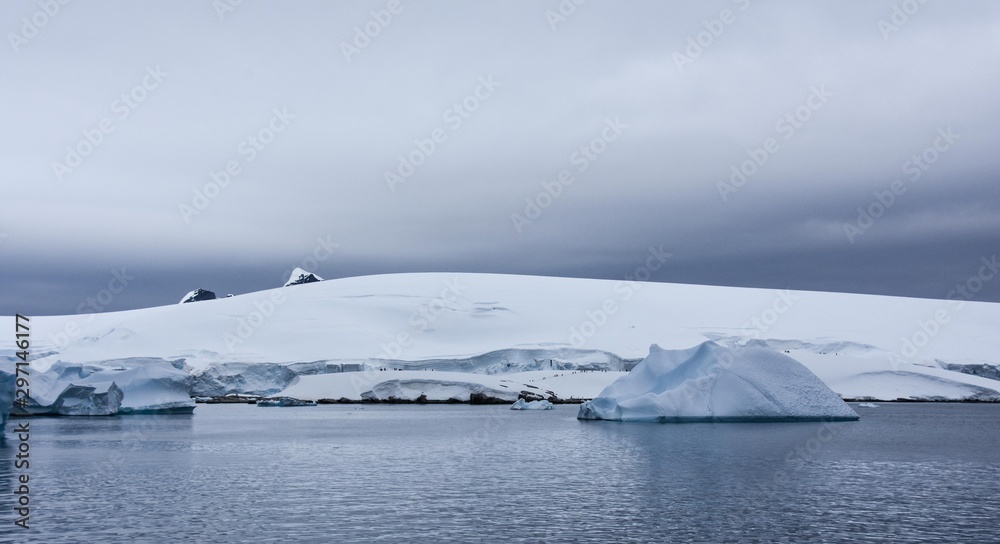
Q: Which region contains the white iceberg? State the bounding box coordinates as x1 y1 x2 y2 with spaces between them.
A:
14 360 194 416
511 399 554 410
578 342 859 422
16 372 124 416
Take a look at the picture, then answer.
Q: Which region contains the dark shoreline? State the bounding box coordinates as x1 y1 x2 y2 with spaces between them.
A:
6 398 999 420
194 395 1000 406
195 394 590 405
842 398 1000 403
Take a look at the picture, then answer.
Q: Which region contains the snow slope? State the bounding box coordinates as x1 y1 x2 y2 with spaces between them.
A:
2 272 1000 407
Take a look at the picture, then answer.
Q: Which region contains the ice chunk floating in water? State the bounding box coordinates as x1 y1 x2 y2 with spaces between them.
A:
11 360 194 416
511 399 554 410
578 341 859 422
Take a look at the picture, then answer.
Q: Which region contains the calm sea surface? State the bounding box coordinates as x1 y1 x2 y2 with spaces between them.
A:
1 403 998 543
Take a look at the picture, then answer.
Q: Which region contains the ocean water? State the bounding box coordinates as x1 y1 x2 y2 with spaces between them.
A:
1 403 999 543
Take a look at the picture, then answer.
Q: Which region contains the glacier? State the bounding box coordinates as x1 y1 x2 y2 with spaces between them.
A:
191 362 298 397
578 342 859 422
4 272 1000 414
102 361 195 414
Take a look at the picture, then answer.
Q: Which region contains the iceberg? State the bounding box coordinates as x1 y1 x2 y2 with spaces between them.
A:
13 360 194 416
511 399 554 410
16 378 124 416
578 342 859 422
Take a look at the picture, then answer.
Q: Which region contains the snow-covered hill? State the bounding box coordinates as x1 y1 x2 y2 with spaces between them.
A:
3 273 1000 404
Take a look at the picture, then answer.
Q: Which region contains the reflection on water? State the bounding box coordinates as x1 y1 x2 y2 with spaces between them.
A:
0 404 998 542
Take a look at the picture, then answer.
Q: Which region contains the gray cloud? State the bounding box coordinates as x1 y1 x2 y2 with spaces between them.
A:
2 0 999 315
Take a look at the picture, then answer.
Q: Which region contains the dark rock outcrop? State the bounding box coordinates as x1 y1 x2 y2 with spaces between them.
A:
284 268 323 287
180 288 217 303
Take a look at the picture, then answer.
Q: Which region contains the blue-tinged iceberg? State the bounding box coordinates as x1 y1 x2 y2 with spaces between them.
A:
511 399 554 410
578 342 859 422
13 360 194 416
15 376 124 416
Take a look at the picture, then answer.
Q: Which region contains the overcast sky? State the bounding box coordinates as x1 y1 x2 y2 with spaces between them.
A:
2 0 999 316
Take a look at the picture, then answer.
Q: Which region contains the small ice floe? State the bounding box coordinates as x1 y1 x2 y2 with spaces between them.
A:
857 402 880 408
510 399 554 410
